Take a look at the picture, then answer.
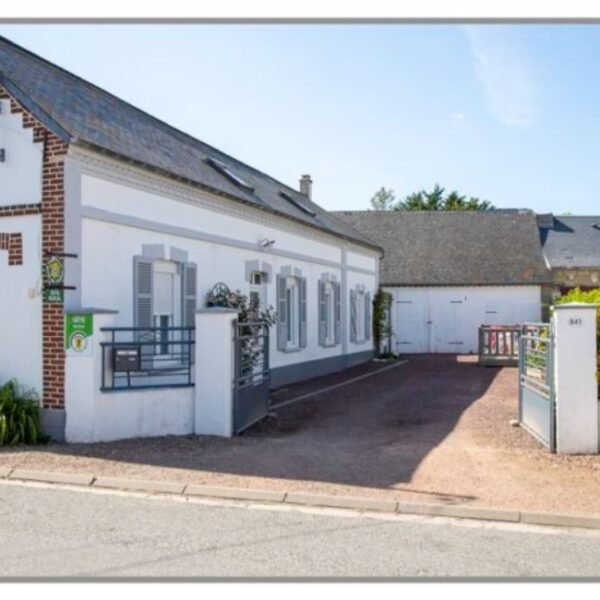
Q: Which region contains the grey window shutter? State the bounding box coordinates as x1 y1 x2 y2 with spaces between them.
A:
365 291 372 341
277 275 287 351
350 289 357 343
182 262 197 327
318 280 326 346
299 277 307 348
133 256 153 328
334 282 341 345
133 256 154 367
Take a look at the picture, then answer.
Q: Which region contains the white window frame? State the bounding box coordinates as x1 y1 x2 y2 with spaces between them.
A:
285 276 300 350
152 260 181 358
249 270 267 312
355 290 366 343
323 281 335 346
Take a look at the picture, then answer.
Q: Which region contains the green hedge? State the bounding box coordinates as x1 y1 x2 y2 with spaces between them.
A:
554 288 600 394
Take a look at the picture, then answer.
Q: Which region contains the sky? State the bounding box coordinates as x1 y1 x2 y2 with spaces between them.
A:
0 23 599 215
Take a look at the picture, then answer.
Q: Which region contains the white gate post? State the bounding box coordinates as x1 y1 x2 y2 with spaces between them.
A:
65 309 118 442
194 308 238 437
552 303 598 454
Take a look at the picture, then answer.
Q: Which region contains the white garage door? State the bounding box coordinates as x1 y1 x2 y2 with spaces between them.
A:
389 286 541 354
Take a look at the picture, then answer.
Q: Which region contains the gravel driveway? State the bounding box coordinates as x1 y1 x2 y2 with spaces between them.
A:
2 355 600 515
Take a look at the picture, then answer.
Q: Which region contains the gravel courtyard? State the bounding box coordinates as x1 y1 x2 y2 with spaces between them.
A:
2 355 600 515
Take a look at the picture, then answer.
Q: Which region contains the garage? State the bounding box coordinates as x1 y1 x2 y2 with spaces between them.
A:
334 209 552 354
389 286 541 354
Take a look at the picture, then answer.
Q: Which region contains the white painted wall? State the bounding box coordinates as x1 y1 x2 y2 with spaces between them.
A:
61 152 380 441
65 312 194 442
0 214 42 395
386 285 542 354
75 162 379 371
552 304 598 454
0 98 43 206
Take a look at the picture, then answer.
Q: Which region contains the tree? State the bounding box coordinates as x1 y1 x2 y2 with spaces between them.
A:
367 184 494 211
396 184 493 211
369 187 396 211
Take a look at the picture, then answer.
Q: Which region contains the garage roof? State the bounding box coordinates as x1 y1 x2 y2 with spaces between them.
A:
333 210 552 286
538 215 600 269
0 36 380 252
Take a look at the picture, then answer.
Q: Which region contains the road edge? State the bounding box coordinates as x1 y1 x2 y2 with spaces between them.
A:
2 467 600 530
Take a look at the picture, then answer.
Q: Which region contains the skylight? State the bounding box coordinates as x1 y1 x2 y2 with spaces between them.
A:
279 191 317 217
205 157 254 192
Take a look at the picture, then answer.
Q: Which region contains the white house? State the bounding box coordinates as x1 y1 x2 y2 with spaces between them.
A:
334 210 552 354
0 37 381 442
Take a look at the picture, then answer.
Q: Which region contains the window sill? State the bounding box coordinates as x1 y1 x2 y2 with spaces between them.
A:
280 346 303 354
320 341 339 349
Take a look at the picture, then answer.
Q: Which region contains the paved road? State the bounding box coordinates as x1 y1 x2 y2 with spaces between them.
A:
2 481 600 578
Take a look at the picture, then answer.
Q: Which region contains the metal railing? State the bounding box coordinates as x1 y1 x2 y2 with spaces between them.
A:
233 321 270 390
100 326 195 391
519 323 553 399
478 325 521 366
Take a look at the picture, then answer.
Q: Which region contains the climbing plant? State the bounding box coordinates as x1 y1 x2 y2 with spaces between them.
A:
372 288 393 356
206 283 277 374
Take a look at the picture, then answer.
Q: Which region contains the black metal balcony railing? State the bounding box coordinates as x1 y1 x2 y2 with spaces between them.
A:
100 326 195 391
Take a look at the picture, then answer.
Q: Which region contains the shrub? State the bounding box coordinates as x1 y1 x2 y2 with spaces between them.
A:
0 380 46 445
554 287 600 394
373 288 393 356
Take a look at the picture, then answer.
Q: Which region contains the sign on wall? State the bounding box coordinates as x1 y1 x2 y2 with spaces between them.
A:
65 313 93 356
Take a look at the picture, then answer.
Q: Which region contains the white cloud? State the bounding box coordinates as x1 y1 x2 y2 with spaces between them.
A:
451 112 465 121
465 26 536 126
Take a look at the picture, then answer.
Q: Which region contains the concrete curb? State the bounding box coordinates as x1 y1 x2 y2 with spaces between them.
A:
186 484 286 503
3 467 600 530
396 501 520 523
285 492 397 513
0 466 14 479
93 476 186 495
8 468 95 487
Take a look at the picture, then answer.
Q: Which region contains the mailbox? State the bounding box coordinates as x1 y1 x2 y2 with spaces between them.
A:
113 346 141 372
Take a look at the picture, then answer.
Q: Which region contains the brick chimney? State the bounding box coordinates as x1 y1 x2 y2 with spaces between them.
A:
299 174 312 200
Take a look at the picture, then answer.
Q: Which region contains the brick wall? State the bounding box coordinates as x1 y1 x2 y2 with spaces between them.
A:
0 232 23 265
0 85 68 410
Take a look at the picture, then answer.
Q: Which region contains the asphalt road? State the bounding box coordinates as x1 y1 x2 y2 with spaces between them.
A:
2 481 600 578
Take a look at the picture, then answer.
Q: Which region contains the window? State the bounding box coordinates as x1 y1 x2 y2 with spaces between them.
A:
285 277 299 348
134 255 198 341
319 279 340 347
277 272 307 352
249 270 267 317
279 190 317 217
206 157 254 191
152 261 181 355
350 287 371 344
324 283 335 345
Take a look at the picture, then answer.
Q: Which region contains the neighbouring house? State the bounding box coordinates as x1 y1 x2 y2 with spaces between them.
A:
537 214 600 305
0 36 382 442
334 210 552 354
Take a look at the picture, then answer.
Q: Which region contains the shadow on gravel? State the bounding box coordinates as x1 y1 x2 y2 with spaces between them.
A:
8 355 501 499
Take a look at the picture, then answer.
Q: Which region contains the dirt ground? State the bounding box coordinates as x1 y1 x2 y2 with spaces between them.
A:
2 355 600 516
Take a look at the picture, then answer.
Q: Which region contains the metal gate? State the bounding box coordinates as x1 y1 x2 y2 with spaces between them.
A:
518 323 556 451
233 320 270 434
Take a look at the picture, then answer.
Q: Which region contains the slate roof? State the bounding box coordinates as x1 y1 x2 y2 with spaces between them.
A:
0 36 380 252
538 215 600 269
333 210 552 286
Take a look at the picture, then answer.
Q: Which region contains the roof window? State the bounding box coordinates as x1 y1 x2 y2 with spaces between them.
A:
206 157 254 191
279 190 316 217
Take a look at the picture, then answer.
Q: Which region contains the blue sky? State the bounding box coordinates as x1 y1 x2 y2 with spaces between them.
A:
1 23 598 214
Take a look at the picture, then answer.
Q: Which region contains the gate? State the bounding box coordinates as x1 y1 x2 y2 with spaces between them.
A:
233 320 270 434
518 323 556 451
